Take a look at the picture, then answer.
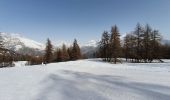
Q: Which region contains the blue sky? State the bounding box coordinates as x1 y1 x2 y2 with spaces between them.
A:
0 0 170 44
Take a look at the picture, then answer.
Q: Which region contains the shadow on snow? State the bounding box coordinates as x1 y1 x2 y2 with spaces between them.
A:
36 70 170 100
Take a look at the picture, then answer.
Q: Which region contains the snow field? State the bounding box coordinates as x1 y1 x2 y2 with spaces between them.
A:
0 59 170 100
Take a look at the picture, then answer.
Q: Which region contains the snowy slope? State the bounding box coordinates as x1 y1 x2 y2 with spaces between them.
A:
162 39 170 45
82 40 98 47
0 32 45 51
80 40 98 58
0 59 170 100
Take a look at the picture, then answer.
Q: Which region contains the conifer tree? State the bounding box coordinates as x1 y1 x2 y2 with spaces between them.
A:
44 38 53 64
0 36 5 63
123 23 163 63
67 47 72 60
110 25 121 64
56 48 62 62
133 23 143 62
123 34 132 61
62 44 70 61
0 35 3 49
143 24 152 62
150 30 162 61
71 39 81 60
99 31 110 61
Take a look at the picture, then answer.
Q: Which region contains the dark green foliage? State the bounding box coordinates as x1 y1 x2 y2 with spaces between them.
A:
44 38 53 64
70 39 81 60
99 31 110 61
62 44 70 61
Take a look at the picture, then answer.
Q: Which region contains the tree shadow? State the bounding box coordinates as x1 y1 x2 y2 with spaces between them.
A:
35 70 170 100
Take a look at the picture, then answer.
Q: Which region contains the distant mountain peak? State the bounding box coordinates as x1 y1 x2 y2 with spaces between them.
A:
0 32 45 51
83 40 98 47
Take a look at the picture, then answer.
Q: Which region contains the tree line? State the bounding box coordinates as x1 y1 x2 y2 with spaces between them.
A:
1 23 170 66
29 39 82 65
0 40 17 67
0 35 82 66
98 23 170 63
98 25 121 63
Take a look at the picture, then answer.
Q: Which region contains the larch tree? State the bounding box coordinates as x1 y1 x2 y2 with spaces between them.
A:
99 31 110 61
123 23 163 63
133 23 143 62
56 48 62 62
71 39 81 60
62 44 70 61
110 25 121 64
44 38 53 64
143 24 152 62
150 30 162 61
67 46 72 60
0 35 5 63
123 33 133 61
0 34 4 50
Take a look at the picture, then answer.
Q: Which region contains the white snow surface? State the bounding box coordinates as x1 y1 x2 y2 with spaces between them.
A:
82 40 98 47
0 32 45 50
13 61 28 67
0 59 170 100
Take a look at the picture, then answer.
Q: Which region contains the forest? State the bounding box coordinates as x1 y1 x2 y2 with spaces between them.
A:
0 23 170 67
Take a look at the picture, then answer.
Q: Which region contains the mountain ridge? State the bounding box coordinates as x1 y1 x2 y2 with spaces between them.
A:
0 32 98 56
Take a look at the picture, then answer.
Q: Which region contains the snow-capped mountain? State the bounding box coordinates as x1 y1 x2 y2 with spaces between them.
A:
162 39 170 45
0 32 45 55
52 40 99 58
81 40 99 58
0 32 99 56
82 40 98 47
0 32 45 51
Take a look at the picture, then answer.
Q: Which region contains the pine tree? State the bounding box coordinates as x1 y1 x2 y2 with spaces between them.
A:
44 38 53 64
99 31 110 61
71 39 81 60
150 30 162 61
62 44 70 61
110 25 121 64
123 23 163 63
123 33 131 61
0 35 5 64
0 34 3 49
67 47 72 60
133 23 143 62
56 48 62 62
143 24 152 62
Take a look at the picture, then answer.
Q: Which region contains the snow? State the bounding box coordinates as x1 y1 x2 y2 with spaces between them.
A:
1 32 99 52
83 40 98 47
18 37 44 50
0 59 170 100
13 61 28 67
53 40 98 48
0 32 45 50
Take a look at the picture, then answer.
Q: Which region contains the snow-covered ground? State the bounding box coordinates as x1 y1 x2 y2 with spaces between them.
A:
0 59 170 100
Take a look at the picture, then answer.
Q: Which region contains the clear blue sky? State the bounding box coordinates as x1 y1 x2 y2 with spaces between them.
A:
0 0 170 44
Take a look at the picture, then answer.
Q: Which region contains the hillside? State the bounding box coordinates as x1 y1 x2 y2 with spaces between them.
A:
0 32 44 51
0 59 170 100
0 32 98 56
